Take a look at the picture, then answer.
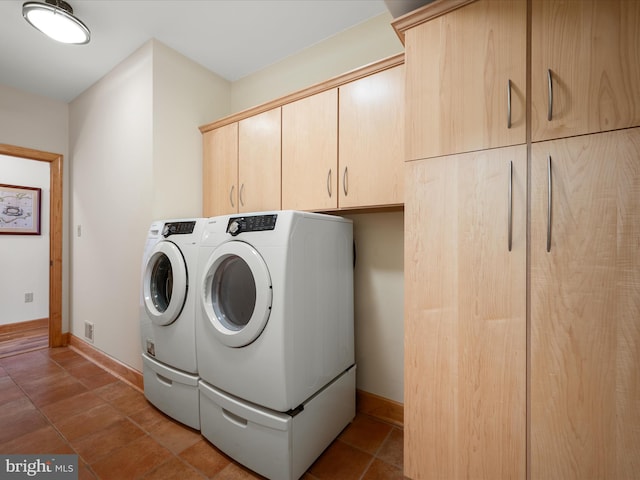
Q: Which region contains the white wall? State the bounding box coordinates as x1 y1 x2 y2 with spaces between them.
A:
0 156 50 325
69 40 229 370
0 83 70 332
227 13 405 403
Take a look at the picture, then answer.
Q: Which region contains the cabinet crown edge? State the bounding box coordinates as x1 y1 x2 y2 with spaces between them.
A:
391 0 476 43
199 53 404 133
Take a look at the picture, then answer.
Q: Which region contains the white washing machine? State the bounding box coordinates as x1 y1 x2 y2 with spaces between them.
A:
196 210 354 410
196 210 355 479
139 218 206 429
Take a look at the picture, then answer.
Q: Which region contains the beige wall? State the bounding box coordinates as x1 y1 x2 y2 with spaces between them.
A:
69 40 229 370
153 41 231 218
346 212 404 402
0 84 70 333
230 13 403 113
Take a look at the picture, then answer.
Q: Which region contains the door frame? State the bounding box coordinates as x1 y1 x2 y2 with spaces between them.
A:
0 143 64 347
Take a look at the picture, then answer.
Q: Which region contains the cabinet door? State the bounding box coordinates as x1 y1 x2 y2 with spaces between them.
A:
202 123 238 216
282 89 338 211
238 108 281 213
404 146 527 480
530 128 640 479
531 0 640 142
338 65 404 208
404 0 526 161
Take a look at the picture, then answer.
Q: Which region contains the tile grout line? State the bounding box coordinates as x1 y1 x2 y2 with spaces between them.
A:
3 351 93 476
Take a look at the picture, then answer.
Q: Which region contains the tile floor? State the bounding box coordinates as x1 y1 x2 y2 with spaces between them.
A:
0 347 406 480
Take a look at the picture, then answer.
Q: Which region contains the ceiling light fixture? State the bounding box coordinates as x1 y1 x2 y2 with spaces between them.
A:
22 0 90 45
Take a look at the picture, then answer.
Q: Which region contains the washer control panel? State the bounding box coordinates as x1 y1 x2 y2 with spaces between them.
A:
162 221 196 237
227 214 277 236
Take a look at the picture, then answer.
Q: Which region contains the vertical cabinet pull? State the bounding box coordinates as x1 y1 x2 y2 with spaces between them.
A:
343 167 348 196
239 183 245 207
229 185 235 208
327 169 332 198
508 160 513 252
547 69 553 121
507 79 512 129
547 155 552 252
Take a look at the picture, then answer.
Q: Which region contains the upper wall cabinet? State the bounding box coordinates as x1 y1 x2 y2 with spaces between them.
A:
339 65 405 208
202 108 281 217
203 122 238 217
282 89 338 212
531 0 640 142
201 54 405 214
238 108 282 213
404 0 526 160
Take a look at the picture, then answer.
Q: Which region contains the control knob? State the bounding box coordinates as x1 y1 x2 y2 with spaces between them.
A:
228 220 241 236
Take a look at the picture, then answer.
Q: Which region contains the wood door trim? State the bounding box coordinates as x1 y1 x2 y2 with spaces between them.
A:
0 143 64 347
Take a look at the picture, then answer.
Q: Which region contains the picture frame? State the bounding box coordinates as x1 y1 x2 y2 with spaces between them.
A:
0 183 41 235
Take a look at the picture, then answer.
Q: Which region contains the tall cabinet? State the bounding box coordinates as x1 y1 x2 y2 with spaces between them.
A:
530 128 640 479
398 0 640 478
405 146 527 479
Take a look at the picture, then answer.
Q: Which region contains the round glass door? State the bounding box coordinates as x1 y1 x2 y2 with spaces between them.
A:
201 241 272 347
143 241 187 326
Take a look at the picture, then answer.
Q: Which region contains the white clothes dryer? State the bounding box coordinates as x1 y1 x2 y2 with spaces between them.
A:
140 218 206 429
196 211 355 412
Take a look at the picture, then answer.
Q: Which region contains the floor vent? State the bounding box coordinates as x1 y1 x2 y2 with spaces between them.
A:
84 321 94 343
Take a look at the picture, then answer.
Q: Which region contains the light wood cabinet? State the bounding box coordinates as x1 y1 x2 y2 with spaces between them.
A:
338 65 404 208
202 108 281 217
400 1 640 479
282 89 338 211
531 0 640 142
201 55 404 214
238 108 281 213
530 127 640 479
404 145 527 480
203 122 238 217
404 0 526 161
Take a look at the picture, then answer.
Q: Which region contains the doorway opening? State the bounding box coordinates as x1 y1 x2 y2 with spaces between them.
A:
0 144 63 352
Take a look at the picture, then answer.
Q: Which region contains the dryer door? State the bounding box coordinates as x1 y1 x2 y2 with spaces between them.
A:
201 241 272 347
143 241 188 326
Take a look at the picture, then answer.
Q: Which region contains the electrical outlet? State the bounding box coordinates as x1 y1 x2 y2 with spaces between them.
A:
24 292 33 303
84 321 94 343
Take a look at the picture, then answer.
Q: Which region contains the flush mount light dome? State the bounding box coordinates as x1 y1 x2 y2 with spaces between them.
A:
23 0 90 45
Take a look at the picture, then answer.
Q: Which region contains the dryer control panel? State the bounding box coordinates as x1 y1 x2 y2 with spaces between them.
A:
227 214 277 236
162 221 196 237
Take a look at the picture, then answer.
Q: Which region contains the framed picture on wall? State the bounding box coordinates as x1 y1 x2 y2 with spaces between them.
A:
0 184 41 235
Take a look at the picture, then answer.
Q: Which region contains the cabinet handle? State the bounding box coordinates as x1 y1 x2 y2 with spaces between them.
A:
239 183 245 207
547 155 552 252
507 79 512 129
547 69 553 121
327 169 332 198
229 185 235 208
508 160 513 252
343 167 348 196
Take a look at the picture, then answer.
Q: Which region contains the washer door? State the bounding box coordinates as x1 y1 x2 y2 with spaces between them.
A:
201 241 272 347
143 241 188 326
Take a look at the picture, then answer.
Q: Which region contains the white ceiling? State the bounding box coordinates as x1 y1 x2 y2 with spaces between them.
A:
0 0 393 103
